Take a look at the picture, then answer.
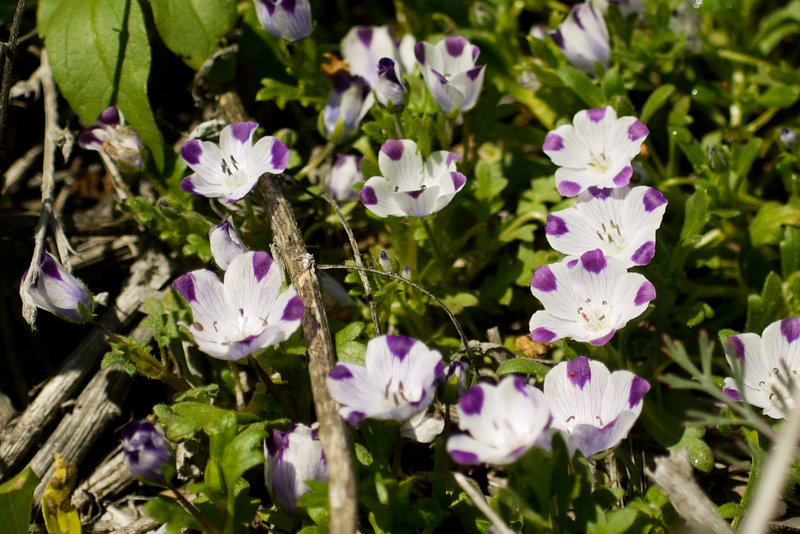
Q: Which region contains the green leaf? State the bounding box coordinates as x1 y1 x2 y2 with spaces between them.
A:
144 496 203 534
749 201 800 246
680 189 711 246
746 272 787 333
441 292 479 314
640 84 675 123
38 0 165 170
221 425 267 491
149 0 237 70
335 322 365 345
757 84 800 108
496 358 550 382
667 427 713 472
556 66 606 108
0 467 39 534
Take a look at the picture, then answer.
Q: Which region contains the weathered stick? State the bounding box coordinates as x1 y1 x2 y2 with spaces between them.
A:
0 213 139 237
71 448 134 511
453 472 514 534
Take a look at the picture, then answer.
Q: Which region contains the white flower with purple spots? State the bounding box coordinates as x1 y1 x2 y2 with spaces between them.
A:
254 0 312 42
78 106 144 172
543 356 649 458
551 2 610 75
375 58 406 110
359 139 466 217
545 186 668 267
264 423 327 512
181 122 289 204
529 249 656 346
173 251 304 361
327 154 363 201
23 252 93 323
326 335 444 425
209 217 248 270
543 106 649 197
415 36 485 115
341 26 404 89
322 74 372 143
446 376 552 465
723 318 800 419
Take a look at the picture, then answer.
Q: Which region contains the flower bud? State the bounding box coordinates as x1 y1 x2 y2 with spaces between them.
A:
209 217 248 270
328 154 363 201
120 421 172 482
378 249 393 274
551 2 610 75
375 58 406 110
254 0 313 41
438 360 468 404
24 252 93 323
321 74 371 143
78 107 145 172
264 424 327 511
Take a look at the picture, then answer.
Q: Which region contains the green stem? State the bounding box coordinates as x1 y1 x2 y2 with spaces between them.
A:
393 113 406 139
296 141 336 181
166 483 224 534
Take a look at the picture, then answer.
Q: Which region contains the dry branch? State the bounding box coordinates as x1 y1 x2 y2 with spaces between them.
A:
0 213 139 237
71 448 134 511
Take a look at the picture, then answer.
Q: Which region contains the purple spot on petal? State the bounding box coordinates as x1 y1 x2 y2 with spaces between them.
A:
723 387 740 402
627 376 650 408
414 42 425 64
386 335 416 360
434 361 445 378
590 330 616 346
252 251 274 281
39 253 62 280
551 29 564 49
446 152 461 167
346 411 366 426
78 126 103 149
570 5 585 29
613 166 633 186
782 318 800 343
545 215 568 237
431 69 448 84
588 186 612 199
543 133 564 152
334 154 347 169
173 273 197 302
558 180 582 197
230 121 257 143
471 45 480 62
378 57 396 75
356 28 372 47
98 107 120 125
449 449 480 465
634 281 656 306
467 66 483 81
631 241 656 265
329 365 353 380
451 171 466 190
381 139 404 161
580 249 607 273
567 259 579 268
180 177 196 194
260 0 275 15
181 140 203 165
360 185 378 206
726 336 745 360
531 327 557 343
643 188 667 212
271 140 289 170
513 376 529 395
628 121 649 142
459 386 484 415
282 0 296 13
445 36 466 57
406 189 424 199
531 265 557 292
566 357 591 389
587 108 607 122
281 295 304 321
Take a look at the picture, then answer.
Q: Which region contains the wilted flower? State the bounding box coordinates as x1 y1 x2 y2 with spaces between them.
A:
359 139 466 217
322 74 371 143
415 36 485 115
551 2 610 74
326 335 444 425
78 106 144 172
253 0 312 41
327 154 363 201
173 251 304 361
543 106 648 197
545 186 668 267
723 318 800 419
120 421 172 482
375 58 406 110
209 217 248 270
447 376 552 465
543 356 649 458
24 252 93 323
529 249 656 346
181 122 289 204
264 424 327 511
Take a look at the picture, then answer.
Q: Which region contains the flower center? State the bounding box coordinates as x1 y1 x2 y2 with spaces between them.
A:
382 377 422 408
220 155 250 190
596 219 628 254
576 297 611 332
587 150 612 173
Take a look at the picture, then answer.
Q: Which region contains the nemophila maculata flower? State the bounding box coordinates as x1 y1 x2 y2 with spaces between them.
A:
415 36 485 115
326 335 444 425
543 356 649 458
253 0 312 42
78 106 144 172
543 106 649 197
120 420 172 482
723 318 800 419
551 2 610 75
446 375 552 465
322 74 371 143
24 252 93 323
545 186 668 267
327 154 363 201
209 217 247 270
341 26 405 89
264 424 327 512
375 58 406 110
173 251 304 361
181 122 288 204
359 139 466 217
529 249 656 346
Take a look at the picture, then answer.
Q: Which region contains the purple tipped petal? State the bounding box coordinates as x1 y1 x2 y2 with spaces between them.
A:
643 188 667 212
590 330 616 346
356 28 372 47
558 180 581 197
181 140 203 165
551 29 564 49
631 241 656 265
459 386 484 415
271 140 289 170
545 215 568 236
566 357 591 388
78 126 103 149
531 266 558 292
723 387 740 402
39 253 63 280
360 185 378 205
588 187 612 199
587 108 606 122
180 177 197 194
445 36 467 57
531 327 557 343
466 66 483 81
513 376 529 395
613 166 633 186
726 336 745 360
781 318 800 343
346 411 366 426
386 335 415 360
381 139 405 161
567 259 579 268
414 42 425 64
231 122 258 143
634 281 656 306
98 107 120 126
627 121 649 141
580 249 607 273
451 172 466 190
252 252 274 281
282 296 305 321
628 376 650 408
173 274 197 302
329 365 353 380
449 449 480 464
406 189 424 199
543 133 564 151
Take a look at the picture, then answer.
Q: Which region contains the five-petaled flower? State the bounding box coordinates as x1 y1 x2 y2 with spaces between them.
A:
415 36 486 115
322 74 372 143
209 217 248 270
359 139 467 217
264 423 327 511
173 251 304 361
529 249 656 346
120 420 172 482
78 106 144 172
181 122 289 204
543 106 649 197
341 26 413 89
23 252 93 323
551 2 610 75
326 335 444 425
254 0 313 42
723 318 800 419
545 186 668 267
542 356 649 458
447 375 552 465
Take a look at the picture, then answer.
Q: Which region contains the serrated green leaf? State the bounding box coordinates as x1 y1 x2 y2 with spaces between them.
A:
0 467 39 534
